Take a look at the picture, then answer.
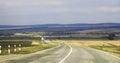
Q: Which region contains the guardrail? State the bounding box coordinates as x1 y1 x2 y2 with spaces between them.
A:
0 44 22 54
0 41 32 54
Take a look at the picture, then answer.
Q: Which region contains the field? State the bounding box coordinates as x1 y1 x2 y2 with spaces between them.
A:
0 40 56 55
13 43 55 54
53 39 120 55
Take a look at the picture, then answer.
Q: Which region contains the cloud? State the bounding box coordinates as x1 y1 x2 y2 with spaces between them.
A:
97 7 120 12
0 0 64 8
0 0 120 25
49 7 120 13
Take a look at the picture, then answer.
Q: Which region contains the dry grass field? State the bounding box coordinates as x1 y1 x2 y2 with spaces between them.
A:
53 40 120 55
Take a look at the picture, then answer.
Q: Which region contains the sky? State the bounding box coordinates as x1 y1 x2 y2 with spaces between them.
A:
0 0 120 25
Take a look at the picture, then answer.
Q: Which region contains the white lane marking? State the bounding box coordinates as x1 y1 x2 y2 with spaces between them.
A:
58 45 73 63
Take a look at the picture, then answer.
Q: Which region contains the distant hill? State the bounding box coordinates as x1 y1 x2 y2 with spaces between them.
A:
28 23 120 27
0 23 120 28
0 25 17 28
0 23 120 33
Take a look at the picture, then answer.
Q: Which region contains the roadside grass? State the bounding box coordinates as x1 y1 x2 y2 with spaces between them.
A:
0 40 56 55
90 46 120 54
53 39 120 55
12 44 55 54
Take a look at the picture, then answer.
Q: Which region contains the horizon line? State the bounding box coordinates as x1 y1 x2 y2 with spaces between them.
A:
0 22 120 26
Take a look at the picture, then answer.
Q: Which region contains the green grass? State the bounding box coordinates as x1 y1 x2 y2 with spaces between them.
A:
13 44 55 54
0 41 56 55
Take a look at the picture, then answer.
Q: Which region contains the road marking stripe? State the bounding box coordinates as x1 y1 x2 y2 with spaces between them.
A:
58 45 72 63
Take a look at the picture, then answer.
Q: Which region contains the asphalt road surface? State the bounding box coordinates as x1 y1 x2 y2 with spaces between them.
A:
0 44 120 63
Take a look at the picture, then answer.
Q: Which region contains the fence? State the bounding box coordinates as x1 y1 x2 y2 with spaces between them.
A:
0 44 22 54
0 41 32 54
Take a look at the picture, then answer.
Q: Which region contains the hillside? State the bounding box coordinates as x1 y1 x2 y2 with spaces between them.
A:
0 23 120 33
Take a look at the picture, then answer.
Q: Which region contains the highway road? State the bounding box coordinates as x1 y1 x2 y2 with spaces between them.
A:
0 44 120 63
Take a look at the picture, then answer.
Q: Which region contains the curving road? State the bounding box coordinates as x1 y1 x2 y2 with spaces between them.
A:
0 44 120 63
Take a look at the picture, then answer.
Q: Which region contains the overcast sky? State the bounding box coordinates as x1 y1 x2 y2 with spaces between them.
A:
0 0 120 25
